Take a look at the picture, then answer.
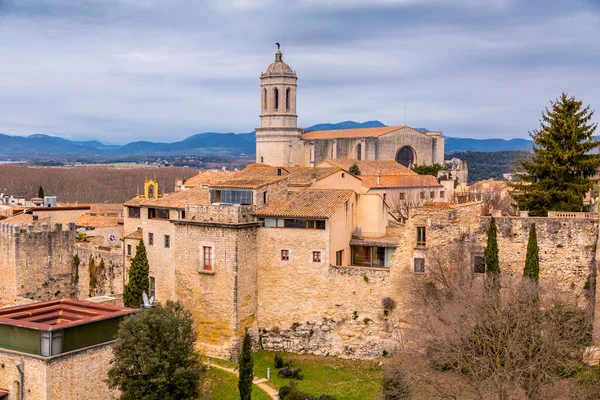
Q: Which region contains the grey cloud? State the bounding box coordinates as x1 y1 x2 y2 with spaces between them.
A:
0 0 598 143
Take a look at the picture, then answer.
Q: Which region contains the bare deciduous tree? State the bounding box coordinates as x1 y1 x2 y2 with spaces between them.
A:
391 239 594 400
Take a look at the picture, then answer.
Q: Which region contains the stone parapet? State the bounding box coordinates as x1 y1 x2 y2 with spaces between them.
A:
185 204 257 224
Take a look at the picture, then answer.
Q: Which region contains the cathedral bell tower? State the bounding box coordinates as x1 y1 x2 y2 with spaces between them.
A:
255 47 303 166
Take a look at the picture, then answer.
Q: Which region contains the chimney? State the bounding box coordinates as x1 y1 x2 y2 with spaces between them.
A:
376 170 381 186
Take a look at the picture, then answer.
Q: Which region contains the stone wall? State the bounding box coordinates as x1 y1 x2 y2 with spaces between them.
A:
75 245 124 299
0 343 117 400
257 225 396 359
185 204 256 224
0 222 77 304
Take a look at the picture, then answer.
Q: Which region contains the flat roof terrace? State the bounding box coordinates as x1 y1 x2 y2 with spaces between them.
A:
0 299 136 331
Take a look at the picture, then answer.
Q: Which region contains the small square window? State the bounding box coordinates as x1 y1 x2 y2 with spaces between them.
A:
313 251 321 263
399 192 405 200
430 191 435 199
440 191 445 199
164 235 170 248
473 254 486 274
281 250 289 261
181 210 186 219
420 192 425 200
148 233 154 246
127 244 132 256
149 276 156 299
414 257 425 273
416 227 426 246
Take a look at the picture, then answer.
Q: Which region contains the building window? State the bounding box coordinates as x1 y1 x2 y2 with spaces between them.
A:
41 331 63 357
149 276 156 299
399 192 405 200
336 250 344 266
282 219 326 229
261 156 264 163
430 191 435 199
414 257 425 273
264 218 284 227
181 210 186 219
420 192 425 200
263 191 268 204
148 233 154 246
473 254 486 274
164 235 170 248
281 249 289 261
127 244 132 256
416 226 426 246
263 88 267 111
351 245 387 268
313 251 321 263
128 207 140 218
440 191 445 199
203 246 213 271
285 87 291 111
148 208 169 220
274 87 279 110
356 143 362 160
210 189 253 205
383 193 387 203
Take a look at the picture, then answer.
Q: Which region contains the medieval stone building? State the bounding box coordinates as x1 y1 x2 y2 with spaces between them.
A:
255 49 445 168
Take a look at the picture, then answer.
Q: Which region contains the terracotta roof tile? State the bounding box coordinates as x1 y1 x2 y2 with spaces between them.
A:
301 126 406 140
212 165 288 189
321 159 416 176
361 175 442 189
182 170 232 188
124 229 143 240
288 167 341 187
254 189 353 218
75 215 122 228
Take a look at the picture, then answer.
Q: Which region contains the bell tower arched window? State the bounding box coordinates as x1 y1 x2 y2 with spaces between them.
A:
263 88 267 111
356 143 362 161
285 88 291 111
273 88 279 111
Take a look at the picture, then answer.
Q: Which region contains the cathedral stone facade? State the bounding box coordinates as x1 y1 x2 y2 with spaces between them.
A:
255 50 445 168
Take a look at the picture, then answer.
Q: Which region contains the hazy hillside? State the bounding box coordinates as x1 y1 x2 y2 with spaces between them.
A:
446 150 532 182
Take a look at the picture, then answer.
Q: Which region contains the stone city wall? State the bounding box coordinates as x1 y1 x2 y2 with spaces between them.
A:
0 349 47 400
75 245 125 300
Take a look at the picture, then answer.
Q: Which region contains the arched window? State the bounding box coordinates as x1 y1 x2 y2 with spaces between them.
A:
260 156 264 163
12 380 21 400
396 146 415 167
273 88 279 111
285 88 291 111
147 185 155 199
356 143 362 161
263 88 267 111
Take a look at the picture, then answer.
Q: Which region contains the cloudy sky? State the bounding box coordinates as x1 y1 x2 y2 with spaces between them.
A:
0 0 598 143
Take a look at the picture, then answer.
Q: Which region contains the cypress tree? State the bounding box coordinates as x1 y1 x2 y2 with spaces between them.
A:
37 185 45 198
348 163 361 176
524 223 540 281
484 217 500 291
123 240 150 308
512 93 600 216
238 329 254 400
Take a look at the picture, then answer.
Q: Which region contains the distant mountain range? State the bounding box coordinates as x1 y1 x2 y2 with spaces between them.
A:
0 121 534 158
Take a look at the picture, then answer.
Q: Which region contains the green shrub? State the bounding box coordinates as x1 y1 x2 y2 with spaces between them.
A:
274 353 287 369
279 381 335 400
278 366 303 380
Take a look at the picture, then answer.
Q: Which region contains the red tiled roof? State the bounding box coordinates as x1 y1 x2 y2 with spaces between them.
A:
0 299 136 331
254 189 353 218
302 126 406 140
288 167 342 187
320 159 416 176
361 175 442 189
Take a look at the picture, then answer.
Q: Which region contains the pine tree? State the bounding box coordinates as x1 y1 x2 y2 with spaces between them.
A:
123 240 150 308
512 93 600 216
485 217 500 291
524 223 540 281
238 329 254 400
348 163 361 176
37 185 44 198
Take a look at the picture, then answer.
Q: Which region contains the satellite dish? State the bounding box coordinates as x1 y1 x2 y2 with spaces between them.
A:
141 291 155 309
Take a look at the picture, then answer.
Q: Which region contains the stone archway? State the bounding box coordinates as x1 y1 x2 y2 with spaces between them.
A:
396 146 415 167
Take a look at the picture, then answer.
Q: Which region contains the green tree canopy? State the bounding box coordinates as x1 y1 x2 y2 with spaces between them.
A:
123 240 149 308
238 329 254 400
37 185 44 198
524 223 540 281
512 93 600 216
348 163 361 176
107 301 201 400
412 163 447 177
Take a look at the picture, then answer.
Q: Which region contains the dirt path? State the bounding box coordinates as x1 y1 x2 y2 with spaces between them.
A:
210 363 280 399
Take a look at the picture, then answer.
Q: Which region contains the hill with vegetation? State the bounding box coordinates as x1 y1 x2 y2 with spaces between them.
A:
446 150 532 182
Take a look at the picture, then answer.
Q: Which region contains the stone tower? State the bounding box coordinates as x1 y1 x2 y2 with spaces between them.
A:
255 49 303 166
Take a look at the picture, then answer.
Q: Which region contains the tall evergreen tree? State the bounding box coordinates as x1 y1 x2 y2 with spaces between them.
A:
348 163 361 176
524 223 540 281
512 93 600 216
238 329 254 400
123 240 150 308
485 217 500 291
37 185 44 198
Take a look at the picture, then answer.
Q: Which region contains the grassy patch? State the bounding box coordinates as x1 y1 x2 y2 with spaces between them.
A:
201 367 271 400
252 351 382 399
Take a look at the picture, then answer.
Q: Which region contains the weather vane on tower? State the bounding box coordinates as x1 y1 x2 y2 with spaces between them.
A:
275 42 280 50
